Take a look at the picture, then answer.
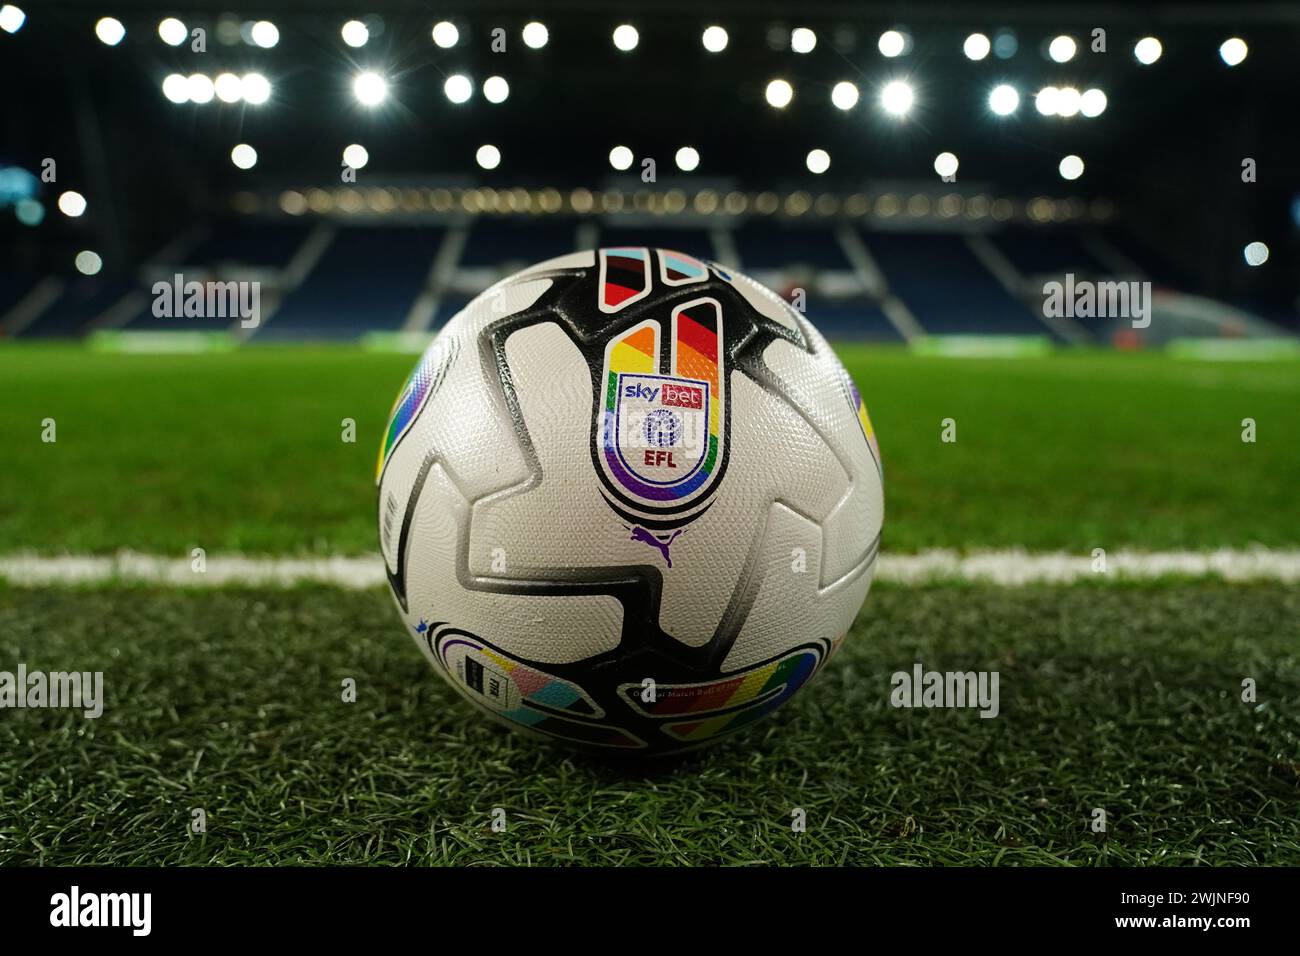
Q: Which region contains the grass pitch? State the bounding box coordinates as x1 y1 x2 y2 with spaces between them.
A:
1 582 1297 866
0 343 1297 554
0 342 1297 866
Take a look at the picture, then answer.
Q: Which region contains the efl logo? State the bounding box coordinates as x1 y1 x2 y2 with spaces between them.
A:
661 383 703 410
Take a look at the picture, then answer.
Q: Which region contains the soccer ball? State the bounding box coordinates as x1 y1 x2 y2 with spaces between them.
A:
376 248 883 755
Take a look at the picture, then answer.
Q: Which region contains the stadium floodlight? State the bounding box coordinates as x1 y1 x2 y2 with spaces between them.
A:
250 20 279 49
242 73 271 105
1080 88 1107 117
57 191 86 218
522 22 548 49
765 79 793 109
934 152 959 178
1219 37 1247 67
1243 241 1269 266
1134 36 1162 65
230 144 257 170
675 146 700 171
341 20 369 48
791 27 816 54
613 24 638 51
432 21 458 49
95 17 125 46
831 81 860 110
989 84 1019 115
702 25 728 53
476 144 501 170
162 74 189 103
1055 86 1081 117
963 33 991 60
1035 85 1060 115
0 4 25 33
158 17 187 46
187 73 215 104
806 149 830 174
1048 35 1076 63
353 71 387 106
444 74 472 104
878 30 905 58
1058 154 1084 180
214 73 243 103
342 144 369 169
609 145 634 171
483 76 509 104
880 80 914 116
74 250 103 276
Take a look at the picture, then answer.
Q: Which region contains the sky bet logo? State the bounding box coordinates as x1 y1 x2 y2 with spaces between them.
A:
623 381 703 410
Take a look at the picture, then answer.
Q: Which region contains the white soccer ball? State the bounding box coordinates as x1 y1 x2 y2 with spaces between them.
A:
376 248 883 755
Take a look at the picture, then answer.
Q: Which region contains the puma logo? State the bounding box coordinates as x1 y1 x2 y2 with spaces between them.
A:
629 526 684 567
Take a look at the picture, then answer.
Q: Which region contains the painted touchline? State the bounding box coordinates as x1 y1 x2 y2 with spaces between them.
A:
1 549 1298 587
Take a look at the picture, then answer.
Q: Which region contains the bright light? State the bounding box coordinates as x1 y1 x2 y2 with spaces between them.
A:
1134 36 1162 65
1243 241 1269 266
187 73 215 105
444 74 472 104
431 21 459 49
57 191 86 218
831 81 860 110
95 17 125 46
1035 86 1060 116
934 152 959 178
342 144 369 169
0 4 25 33
609 145 634 171
675 146 700 172
230 144 257 170
880 80 914 116
162 73 190 104
878 30 905 58
1055 86 1081 117
75 251 103 276
765 78 793 109
475 144 501 170
791 27 816 54
1080 88 1107 117
522 22 548 49
250 20 279 49
613 24 638 51
1058 155 1084 180
242 73 271 105
702 25 728 52
806 149 830 174
341 20 369 48
215 73 243 103
1220 37 1247 66
353 71 387 106
989 84 1019 115
158 17 187 46
1048 35 1076 63
963 33 990 60
483 75 509 103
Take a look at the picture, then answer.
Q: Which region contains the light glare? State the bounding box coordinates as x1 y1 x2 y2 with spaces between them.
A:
963 33 990 60
95 17 125 46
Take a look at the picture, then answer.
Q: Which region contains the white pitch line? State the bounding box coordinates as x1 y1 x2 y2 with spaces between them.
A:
1 549 1299 588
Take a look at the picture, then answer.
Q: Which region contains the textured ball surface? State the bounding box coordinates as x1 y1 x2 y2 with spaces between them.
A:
376 248 883 755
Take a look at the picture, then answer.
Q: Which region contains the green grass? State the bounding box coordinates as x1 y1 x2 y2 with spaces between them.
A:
1 582 1297 866
1 343 1297 555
